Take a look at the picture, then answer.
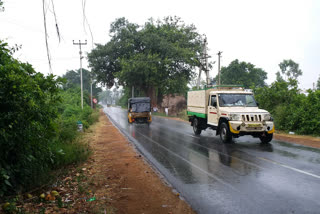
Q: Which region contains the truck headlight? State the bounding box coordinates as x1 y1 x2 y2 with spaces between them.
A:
263 114 272 121
229 113 240 121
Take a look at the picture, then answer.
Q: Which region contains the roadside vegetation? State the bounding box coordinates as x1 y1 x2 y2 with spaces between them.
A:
86 16 320 137
88 16 207 108
219 59 320 136
0 40 100 203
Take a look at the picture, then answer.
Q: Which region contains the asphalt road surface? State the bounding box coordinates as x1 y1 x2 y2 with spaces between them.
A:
104 106 320 214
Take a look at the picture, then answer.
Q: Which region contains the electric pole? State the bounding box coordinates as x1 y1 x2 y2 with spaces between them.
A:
90 79 93 108
203 37 209 86
73 40 87 110
197 36 211 89
217 51 222 85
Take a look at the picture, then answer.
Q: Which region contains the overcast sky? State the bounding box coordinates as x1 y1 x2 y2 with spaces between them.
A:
1 0 319 89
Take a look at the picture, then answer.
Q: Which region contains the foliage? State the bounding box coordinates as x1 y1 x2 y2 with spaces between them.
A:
116 87 131 108
276 59 302 82
98 88 123 105
254 60 320 135
62 69 102 98
0 41 62 195
99 89 113 104
0 41 97 196
218 59 267 88
317 76 320 90
0 0 4 12
88 16 204 105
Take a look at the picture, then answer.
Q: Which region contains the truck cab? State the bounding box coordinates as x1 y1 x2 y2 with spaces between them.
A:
187 86 274 143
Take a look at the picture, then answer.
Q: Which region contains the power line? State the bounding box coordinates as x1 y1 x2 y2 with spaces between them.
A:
42 0 52 74
82 0 94 49
50 0 61 43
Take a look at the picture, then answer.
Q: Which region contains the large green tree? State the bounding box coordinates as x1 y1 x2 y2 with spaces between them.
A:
62 69 102 97
218 59 267 88
276 59 302 82
88 17 204 105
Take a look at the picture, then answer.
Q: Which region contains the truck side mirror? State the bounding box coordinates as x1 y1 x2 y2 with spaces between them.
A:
213 101 217 108
256 102 259 107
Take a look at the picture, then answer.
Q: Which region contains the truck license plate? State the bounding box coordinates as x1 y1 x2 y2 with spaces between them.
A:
247 124 261 128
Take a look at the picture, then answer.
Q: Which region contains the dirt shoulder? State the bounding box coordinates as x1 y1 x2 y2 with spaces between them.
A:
7 110 195 214
273 132 320 149
85 110 195 213
155 115 320 149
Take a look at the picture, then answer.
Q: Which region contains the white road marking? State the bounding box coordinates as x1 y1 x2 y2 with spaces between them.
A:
258 157 320 179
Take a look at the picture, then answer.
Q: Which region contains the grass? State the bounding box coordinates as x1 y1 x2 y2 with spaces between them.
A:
152 109 189 121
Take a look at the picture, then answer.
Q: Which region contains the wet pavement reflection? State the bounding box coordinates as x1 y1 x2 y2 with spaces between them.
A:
104 107 320 214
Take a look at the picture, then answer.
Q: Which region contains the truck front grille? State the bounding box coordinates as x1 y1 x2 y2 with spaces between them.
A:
241 114 262 122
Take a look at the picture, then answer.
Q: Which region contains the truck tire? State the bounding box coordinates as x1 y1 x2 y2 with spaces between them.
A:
193 117 202 136
220 122 232 143
259 133 273 144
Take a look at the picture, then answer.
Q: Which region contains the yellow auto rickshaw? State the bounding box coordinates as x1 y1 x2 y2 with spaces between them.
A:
128 97 152 124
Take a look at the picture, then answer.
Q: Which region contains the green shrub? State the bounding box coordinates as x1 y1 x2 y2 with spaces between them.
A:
0 41 62 196
0 41 99 196
255 81 320 136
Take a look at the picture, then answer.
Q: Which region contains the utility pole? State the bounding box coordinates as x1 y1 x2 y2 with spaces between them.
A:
73 40 87 110
204 38 210 86
217 51 222 85
197 36 211 89
90 79 93 108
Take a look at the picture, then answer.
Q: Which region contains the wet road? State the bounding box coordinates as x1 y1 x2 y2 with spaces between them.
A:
104 107 320 214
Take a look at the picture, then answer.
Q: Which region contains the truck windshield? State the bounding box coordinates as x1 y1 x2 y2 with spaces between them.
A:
218 94 257 107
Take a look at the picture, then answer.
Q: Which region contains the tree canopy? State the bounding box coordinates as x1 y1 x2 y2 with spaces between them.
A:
217 59 267 88
276 59 302 82
88 17 204 105
61 69 102 97
254 59 320 135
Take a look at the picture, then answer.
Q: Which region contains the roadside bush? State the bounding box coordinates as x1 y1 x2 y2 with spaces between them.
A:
255 81 320 136
0 41 62 196
0 41 98 196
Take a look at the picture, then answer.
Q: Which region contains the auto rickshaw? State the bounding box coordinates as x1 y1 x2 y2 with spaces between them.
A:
128 97 152 124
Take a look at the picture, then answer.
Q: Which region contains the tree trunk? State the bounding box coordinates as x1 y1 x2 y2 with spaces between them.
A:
146 87 157 107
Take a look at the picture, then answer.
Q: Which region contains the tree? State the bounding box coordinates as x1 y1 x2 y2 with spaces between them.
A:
0 0 4 12
88 16 204 105
276 59 302 82
0 40 63 195
62 69 102 97
98 90 113 104
317 76 320 90
218 59 267 88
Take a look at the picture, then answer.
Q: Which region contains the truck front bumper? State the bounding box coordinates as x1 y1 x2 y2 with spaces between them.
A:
228 121 274 134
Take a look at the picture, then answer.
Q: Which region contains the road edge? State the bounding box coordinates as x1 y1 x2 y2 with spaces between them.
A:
102 107 192 204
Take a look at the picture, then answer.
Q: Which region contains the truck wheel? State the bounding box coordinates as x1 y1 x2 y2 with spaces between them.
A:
193 117 202 136
220 122 232 143
260 133 273 144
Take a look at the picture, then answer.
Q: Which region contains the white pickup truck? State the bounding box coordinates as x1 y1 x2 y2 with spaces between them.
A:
187 85 274 143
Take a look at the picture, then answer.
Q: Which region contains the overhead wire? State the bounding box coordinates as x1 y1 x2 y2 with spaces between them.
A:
42 0 52 74
82 0 94 49
50 0 61 43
